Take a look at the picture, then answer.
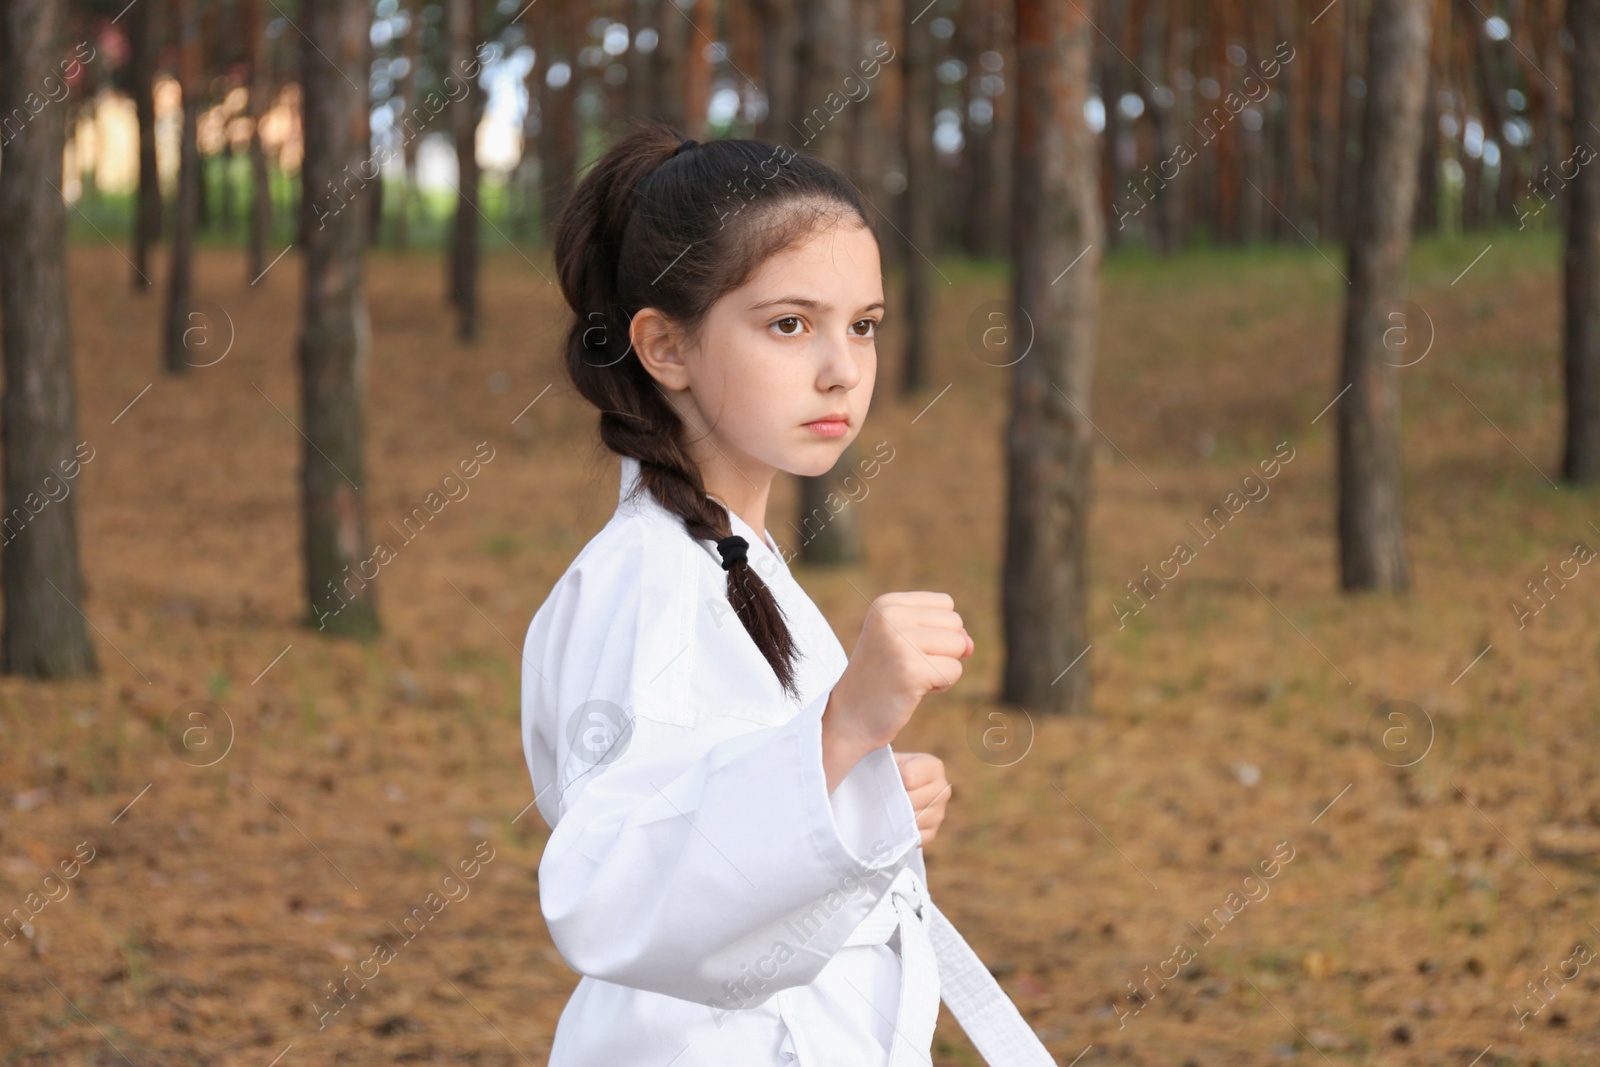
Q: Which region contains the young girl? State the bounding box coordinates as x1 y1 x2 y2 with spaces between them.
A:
520 120 1058 1066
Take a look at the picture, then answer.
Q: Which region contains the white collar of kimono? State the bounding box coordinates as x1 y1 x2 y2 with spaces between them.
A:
616 454 780 556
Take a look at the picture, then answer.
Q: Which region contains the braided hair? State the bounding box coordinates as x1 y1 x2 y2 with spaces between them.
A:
552 119 877 700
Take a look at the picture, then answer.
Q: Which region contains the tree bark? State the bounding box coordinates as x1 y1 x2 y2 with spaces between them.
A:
1564 0 1600 484
0 0 100 678
129 0 161 289
395 0 421 249
959 0 1010 259
683 0 712 139
1140 0 1181 253
1096 0 1129 249
537 0 579 243
163 0 202 374
1465 0 1517 225
1003 0 1101 713
752 0 801 144
900 0 936 396
299 0 380 638
655 0 690 132
447 0 485 341
1333 0 1368 244
1336 0 1431 592
627 0 663 122
247 0 273 280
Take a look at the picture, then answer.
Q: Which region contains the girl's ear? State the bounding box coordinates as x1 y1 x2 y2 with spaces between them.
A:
630 307 691 391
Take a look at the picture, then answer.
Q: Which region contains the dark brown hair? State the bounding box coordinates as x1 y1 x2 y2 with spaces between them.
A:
552 119 878 700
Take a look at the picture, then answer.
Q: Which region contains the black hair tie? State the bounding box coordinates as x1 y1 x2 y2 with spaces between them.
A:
671 137 698 158
716 534 748 570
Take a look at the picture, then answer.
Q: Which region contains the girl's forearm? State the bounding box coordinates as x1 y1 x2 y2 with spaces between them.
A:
820 693 881 793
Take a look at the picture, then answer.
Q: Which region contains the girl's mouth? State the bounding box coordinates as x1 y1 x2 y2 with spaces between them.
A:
803 419 849 437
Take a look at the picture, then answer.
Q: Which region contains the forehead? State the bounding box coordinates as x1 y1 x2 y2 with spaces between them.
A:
740 219 883 299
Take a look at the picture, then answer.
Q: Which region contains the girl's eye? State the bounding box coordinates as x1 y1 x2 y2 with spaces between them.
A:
852 318 879 338
771 316 803 336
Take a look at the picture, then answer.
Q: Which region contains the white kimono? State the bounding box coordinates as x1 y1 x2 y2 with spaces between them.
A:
520 455 1059 1066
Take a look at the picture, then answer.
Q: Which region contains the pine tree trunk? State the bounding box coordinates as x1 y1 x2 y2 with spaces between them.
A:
163 0 202 374
1097 0 1128 248
627 0 663 121
247 0 273 280
1564 0 1600 484
1413 40 1440 235
683 0 711 139
299 0 379 638
129 0 161 289
1141 0 1181 253
1336 0 1431 591
0 0 100 678
1003 0 1101 713
394 0 420 249
1333 0 1368 244
538 0 579 243
900 0 936 396
448 0 484 341
655 0 689 132
753 0 801 144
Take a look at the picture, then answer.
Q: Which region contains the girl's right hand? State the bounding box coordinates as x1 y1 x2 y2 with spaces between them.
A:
823 591 973 756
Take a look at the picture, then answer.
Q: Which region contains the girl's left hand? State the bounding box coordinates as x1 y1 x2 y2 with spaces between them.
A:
894 751 951 848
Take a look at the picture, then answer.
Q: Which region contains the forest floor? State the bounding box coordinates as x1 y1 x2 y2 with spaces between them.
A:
2 227 1597 1066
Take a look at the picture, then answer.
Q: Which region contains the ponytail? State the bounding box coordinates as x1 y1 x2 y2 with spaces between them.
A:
553 120 873 700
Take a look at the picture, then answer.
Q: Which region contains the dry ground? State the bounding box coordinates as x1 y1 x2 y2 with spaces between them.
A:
1 227 1596 1066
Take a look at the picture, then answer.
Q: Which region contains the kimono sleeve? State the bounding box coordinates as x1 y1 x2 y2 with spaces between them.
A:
525 524 924 1009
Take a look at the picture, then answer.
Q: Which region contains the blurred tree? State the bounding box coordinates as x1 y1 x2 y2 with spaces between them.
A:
752 0 801 143
1564 0 1600 484
537 0 580 242
0 0 99 679
163 0 203 374
842 0 896 249
129 0 163 290
958 0 1012 259
627 0 665 120
1336 0 1432 592
447 0 486 341
684 0 712 140
1096 0 1129 248
1003 0 1100 713
1138 0 1181 253
1413 0 1444 235
247 0 274 280
1333 0 1367 243
900 0 935 395
393 0 423 249
1465 0 1515 224
299 0 380 637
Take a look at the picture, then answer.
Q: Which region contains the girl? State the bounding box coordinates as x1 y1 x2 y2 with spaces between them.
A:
520 120 1058 1066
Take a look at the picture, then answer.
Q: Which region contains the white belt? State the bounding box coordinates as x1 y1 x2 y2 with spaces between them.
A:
837 865 1060 1066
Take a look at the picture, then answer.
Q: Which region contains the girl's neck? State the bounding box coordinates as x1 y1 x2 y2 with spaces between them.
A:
691 449 775 549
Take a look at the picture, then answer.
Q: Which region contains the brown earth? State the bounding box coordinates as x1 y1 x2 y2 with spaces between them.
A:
1 228 1596 1066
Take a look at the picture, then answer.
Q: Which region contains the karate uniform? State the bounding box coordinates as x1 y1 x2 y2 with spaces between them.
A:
520 455 1059 1066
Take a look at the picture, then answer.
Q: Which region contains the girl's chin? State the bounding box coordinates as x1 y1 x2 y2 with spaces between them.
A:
782 441 854 478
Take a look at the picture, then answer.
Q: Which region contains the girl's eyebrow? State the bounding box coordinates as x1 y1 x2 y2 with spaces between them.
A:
749 296 886 314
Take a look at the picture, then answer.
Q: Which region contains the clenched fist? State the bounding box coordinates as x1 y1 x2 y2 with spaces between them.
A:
894 751 951 848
